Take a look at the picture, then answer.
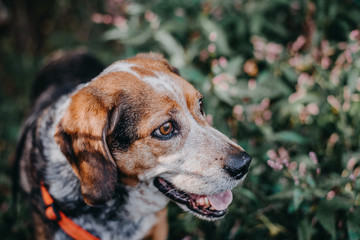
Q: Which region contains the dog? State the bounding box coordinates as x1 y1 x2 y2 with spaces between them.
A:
15 51 251 240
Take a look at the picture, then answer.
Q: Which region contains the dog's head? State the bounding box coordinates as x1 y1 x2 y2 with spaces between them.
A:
54 53 251 220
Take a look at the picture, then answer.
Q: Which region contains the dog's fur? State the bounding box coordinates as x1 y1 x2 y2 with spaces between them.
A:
15 51 251 240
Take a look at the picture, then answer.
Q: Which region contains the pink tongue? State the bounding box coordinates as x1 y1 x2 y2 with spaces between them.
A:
207 190 233 211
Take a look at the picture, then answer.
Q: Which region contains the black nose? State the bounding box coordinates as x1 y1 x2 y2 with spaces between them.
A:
224 152 252 180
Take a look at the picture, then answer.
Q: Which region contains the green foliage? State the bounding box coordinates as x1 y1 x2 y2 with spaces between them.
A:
100 1 360 239
1 0 360 239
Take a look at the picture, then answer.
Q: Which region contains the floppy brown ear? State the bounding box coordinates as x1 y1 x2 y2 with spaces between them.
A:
54 86 117 206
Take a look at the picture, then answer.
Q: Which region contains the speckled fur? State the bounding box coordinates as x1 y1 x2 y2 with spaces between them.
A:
16 52 249 240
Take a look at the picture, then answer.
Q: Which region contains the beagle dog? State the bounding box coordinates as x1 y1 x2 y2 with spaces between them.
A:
16 51 251 240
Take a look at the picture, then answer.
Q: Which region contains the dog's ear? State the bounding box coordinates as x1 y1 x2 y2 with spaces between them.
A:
54 86 117 206
134 52 180 76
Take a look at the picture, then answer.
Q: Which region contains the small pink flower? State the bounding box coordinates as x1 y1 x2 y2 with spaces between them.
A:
251 36 266 52
293 176 300 185
219 82 229 91
199 50 209 62
263 110 272 121
212 75 224 85
299 162 306 176
145 11 157 22
326 190 336 200
92 13 103 24
102 14 113 24
347 157 357 171
288 90 306 103
267 149 278 160
338 42 347 50
321 57 331 69
113 16 127 29
233 105 244 121
288 162 298 171
291 35 306 52
309 152 318 164
260 98 270 109
328 133 339 146
218 57 228 68
307 103 319 115
267 159 283 171
211 59 219 67
266 43 283 62
344 49 353 63
209 32 218 42
208 43 216 53
327 95 341 111
350 30 360 41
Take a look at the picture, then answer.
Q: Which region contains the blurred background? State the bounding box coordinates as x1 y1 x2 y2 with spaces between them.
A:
1 0 360 239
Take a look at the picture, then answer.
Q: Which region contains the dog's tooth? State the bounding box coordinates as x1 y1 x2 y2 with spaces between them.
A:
204 197 210 207
199 197 205 206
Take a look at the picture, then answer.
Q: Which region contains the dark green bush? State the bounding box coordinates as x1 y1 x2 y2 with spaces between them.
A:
1 0 360 239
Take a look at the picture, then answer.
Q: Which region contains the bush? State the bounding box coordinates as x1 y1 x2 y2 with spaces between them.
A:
95 0 360 239
1 0 360 239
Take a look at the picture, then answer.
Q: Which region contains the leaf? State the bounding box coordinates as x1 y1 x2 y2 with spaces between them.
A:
293 188 303 211
234 187 260 206
281 66 298 83
348 218 360 240
198 15 231 55
297 218 314 240
126 3 146 15
179 67 206 84
225 56 244 77
154 30 185 68
268 189 294 201
103 27 153 46
347 68 360 94
348 208 360 240
213 87 234 105
258 214 287 236
273 131 308 144
316 201 336 238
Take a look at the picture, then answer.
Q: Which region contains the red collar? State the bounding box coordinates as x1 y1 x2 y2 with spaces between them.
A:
40 181 100 240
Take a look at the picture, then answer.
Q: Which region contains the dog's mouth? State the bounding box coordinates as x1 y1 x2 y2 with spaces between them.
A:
153 177 233 219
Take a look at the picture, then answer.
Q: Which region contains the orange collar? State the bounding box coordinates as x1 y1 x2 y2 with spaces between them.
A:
40 181 100 240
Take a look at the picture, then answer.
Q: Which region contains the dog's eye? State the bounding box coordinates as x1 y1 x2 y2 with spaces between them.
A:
152 121 177 140
159 122 173 136
199 97 205 115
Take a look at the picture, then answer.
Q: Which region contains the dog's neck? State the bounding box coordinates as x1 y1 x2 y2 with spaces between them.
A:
38 94 168 240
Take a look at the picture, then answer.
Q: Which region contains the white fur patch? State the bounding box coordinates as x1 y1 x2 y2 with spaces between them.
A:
124 182 169 221
98 61 140 78
141 73 186 107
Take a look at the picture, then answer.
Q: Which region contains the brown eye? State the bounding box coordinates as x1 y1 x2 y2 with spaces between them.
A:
152 121 178 140
159 122 173 135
